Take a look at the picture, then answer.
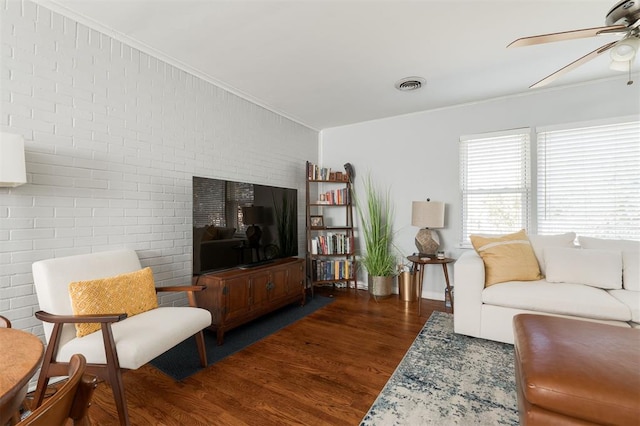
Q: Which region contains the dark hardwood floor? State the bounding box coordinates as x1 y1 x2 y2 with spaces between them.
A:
47 287 448 425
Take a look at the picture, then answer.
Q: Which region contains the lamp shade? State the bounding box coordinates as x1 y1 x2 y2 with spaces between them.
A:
610 59 631 72
411 201 445 229
0 133 27 187
242 206 265 225
610 37 640 62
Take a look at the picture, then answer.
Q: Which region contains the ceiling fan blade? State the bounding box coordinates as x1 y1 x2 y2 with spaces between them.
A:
508 25 627 48
530 41 618 88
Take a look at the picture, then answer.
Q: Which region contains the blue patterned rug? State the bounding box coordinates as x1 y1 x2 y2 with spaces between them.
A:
361 312 518 425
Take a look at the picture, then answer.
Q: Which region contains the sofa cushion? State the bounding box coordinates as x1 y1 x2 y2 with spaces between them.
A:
579 237 640 292
482 281 631 321
470 229 542 287
55 306 212 369
203 226 220 241
203 226 236 241
544 247 623 290
69 267 158 337
528 232 576 276
193 226 208 244
608 289 640 323
217 227 236 239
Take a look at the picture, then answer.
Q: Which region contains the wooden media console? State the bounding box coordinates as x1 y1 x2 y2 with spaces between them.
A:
194 257 306 345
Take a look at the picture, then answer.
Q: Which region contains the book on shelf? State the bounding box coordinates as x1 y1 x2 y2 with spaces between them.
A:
311 259 355 281
307 162 331 181
317 188 350 205
307 162 350 182
310 233 352 255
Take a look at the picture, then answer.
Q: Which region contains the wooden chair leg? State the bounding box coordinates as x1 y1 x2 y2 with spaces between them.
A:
10 409 21 425
100 323 130 426
70 375 98 426
33 371 51 409
195 330 207 367
107 367 129 426
33 323 64 407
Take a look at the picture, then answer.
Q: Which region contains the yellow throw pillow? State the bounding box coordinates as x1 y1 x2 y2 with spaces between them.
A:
470 230 542 287
68 267 158 337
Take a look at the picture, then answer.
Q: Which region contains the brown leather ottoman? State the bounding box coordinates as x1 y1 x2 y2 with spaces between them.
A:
513 314 640 426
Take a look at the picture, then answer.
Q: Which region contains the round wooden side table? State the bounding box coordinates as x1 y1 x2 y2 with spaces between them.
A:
0 328 44 425
407 255 455 316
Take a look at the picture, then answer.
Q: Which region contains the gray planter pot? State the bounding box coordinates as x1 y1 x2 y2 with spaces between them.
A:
368 274 394 299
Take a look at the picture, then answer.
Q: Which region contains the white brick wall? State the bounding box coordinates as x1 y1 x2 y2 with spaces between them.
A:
0 0 318 335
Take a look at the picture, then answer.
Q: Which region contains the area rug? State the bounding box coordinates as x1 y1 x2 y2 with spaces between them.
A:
361 311 518 425
149 295 334 381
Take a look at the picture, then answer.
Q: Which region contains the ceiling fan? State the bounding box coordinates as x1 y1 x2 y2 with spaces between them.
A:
508 0 640 88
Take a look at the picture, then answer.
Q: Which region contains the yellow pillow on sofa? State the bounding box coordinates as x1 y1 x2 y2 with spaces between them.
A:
68 267 158 337
470 230 542 287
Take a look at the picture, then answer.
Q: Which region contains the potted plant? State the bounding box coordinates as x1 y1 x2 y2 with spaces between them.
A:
356 175 396 299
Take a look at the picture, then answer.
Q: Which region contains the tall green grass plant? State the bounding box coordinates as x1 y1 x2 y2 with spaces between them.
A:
356 175 396 277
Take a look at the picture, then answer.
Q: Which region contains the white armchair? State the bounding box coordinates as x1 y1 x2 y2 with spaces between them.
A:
32 249 212 426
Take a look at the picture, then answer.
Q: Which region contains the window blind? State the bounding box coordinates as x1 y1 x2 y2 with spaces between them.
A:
537 119 640 240
227 181 255 232
193 177 226 227
460 129 531 245
193 178 254 231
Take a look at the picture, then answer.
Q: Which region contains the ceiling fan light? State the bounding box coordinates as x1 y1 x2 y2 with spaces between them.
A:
610 38 640 61
610 59 631 71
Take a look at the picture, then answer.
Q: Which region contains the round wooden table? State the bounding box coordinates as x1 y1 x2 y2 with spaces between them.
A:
0 328 44 425
407 255 455 316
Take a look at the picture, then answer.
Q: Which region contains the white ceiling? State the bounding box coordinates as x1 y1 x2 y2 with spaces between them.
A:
35 0 639 130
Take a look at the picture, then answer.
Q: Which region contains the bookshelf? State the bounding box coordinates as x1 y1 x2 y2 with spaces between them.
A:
305 161 357 295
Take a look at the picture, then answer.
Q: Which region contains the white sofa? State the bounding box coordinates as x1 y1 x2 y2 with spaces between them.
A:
454 233 640 344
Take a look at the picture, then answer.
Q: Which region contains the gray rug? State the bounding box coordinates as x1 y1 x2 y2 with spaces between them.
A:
361 312 518 425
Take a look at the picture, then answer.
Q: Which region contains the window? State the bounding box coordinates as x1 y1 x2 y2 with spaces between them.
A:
459 117 640 245
459 129 531 245
537 118 640 240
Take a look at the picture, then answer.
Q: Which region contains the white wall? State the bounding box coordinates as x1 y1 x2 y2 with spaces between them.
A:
321 78 640 300
0 1 318 334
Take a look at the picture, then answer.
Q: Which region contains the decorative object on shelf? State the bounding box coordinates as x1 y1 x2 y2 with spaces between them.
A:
0 132 27 187
411 199 445 256
242 205 264 249
344 162 355 183
310 215 324 228
356 175 395 299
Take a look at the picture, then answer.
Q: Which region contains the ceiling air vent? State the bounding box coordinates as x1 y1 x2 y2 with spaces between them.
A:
395 76 426 91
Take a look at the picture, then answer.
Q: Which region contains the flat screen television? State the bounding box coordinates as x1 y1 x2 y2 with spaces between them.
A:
192 176 298 275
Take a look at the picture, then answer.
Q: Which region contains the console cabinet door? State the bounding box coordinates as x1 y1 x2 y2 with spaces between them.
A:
288 261 305 295
250 271 271 310
269 266 290 303
224 276 251 322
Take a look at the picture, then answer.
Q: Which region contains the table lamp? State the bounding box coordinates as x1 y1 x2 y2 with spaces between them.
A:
411 199 445 255
242 205 265 248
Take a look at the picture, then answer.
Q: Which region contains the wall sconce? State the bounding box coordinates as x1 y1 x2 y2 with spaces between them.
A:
411 199 445 255
0 133 27 187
